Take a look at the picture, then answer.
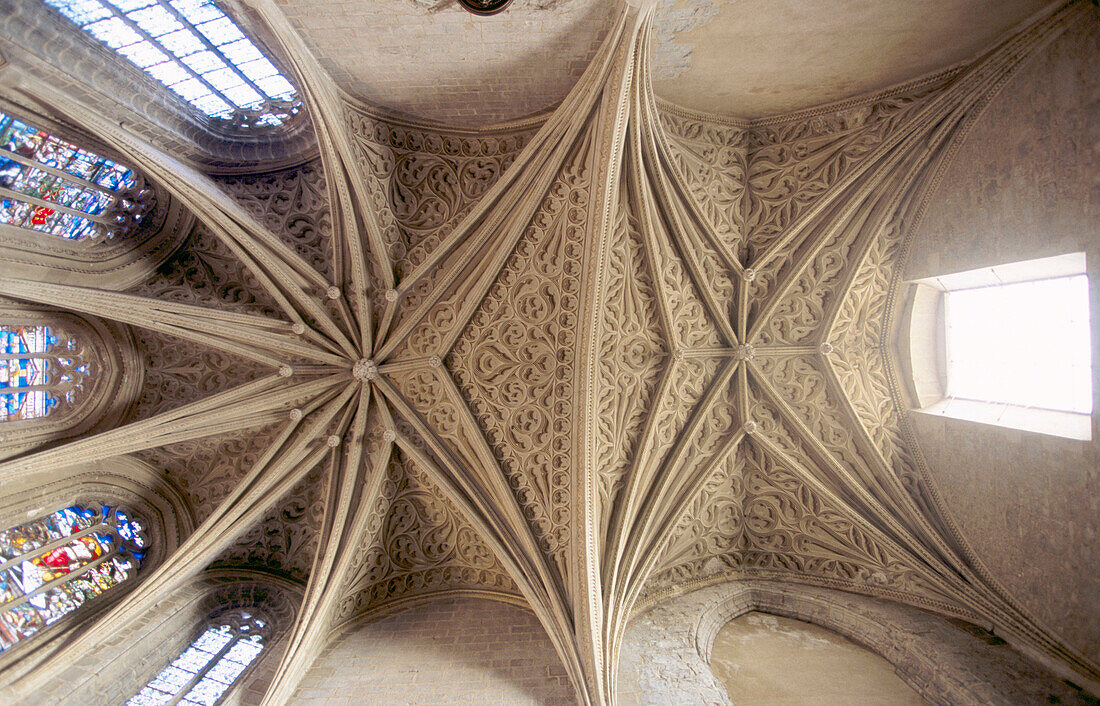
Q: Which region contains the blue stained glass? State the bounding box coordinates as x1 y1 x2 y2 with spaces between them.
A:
45 0 300 126
0 506 146 652
0 111 136 240
1 325 58 422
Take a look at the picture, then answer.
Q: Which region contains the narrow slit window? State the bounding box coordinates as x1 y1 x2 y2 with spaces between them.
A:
43 0 300 128
945 274 1092 414
0 505 147 652
127 609 269 706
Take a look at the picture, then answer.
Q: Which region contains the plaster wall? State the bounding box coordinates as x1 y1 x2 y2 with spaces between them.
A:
710 611 924 705
294 595 575 705
902 14 1100 665
616 581 1092 706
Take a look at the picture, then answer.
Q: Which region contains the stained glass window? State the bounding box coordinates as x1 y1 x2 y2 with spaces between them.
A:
0 110 152 241
128 609 269 706
1 324 89 422
43 0 301 128
0 505 146 652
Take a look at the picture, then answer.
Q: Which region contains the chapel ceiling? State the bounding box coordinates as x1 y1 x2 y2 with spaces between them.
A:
268 0 1056 126
1 1 1096 704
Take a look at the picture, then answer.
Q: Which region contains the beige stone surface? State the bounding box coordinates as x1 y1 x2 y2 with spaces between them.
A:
904 17 1100 665
294 596 575 705
652 0 1053 119
272 0 615 127
710 612 924 705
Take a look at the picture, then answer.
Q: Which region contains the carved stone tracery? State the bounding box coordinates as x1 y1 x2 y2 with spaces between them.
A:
0 3 1096 705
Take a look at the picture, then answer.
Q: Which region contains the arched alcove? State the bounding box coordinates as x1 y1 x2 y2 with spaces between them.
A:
296 592 576 705
0 305 142 461
710 611 923 705
617 580 1091 705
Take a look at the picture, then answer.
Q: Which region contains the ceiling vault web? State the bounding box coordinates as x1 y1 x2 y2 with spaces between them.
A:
0 1 1095 703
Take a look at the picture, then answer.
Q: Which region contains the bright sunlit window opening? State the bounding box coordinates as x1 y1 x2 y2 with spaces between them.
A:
43 0 300 128
945 274 1092 414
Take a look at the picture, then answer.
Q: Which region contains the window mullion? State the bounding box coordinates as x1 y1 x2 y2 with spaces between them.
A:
0 186 111 225
163 632 242 706
0 146 116 194
156 0 271 104
100 1 236 114
0 545 122 613
0 525 102 574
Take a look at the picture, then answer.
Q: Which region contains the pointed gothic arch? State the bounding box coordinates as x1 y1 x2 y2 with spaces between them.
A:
0 456 192 672
0 304 143 461
0 102 194 290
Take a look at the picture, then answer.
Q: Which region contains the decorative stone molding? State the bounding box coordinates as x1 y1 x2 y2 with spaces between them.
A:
0 455 192 675
0 0 316 171
618 580 1094 706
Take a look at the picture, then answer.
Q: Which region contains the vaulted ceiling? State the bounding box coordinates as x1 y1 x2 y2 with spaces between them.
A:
0 0 1095 704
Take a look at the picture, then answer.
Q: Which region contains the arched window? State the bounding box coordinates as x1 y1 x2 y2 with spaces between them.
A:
0 110 154 241
1 324 88 423
128 608 269 705
42 0 301 129
0 504 147 652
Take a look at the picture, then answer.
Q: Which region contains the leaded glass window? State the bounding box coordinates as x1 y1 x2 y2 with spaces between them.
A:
128 609 269 706
0 505 146 652
43 0 301 128
0 110 153 241
1 324 89 422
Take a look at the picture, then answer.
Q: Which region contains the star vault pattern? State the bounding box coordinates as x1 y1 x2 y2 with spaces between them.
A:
0 2 1095 704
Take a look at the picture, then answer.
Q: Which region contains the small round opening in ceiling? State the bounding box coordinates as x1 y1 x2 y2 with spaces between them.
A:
458 0 513 16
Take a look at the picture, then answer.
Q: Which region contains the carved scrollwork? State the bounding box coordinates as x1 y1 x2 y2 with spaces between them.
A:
213 466 328 583
214 160 333 281
337 451 515 621
442 139 590 582
595 188 666 538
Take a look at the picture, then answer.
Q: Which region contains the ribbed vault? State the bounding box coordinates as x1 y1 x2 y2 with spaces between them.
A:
0 1 1096 704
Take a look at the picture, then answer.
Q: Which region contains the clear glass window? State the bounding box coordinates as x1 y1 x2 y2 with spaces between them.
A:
945 274 1092 414
43 0 301 128
127 610 269 706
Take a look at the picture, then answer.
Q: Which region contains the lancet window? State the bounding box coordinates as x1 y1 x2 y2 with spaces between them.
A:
1 324 88 423
0 505 147 652
128 608 270 705
43 0 301 129
0 110 152 241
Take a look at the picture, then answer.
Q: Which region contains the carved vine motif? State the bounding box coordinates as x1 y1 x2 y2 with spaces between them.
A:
136 425 281 523
445 138 590 582
212 466 329 583
345 105 535 278
595 189 666 540
214 161 334 281
128 225 283 318
650 441 954 607
337 450 515 620
658 74 953 267
129 329 270 422
636 82 981 614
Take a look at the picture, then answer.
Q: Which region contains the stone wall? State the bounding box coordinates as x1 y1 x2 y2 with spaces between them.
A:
295 594 575 705
902 11 1100 666
617 580 1094 706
